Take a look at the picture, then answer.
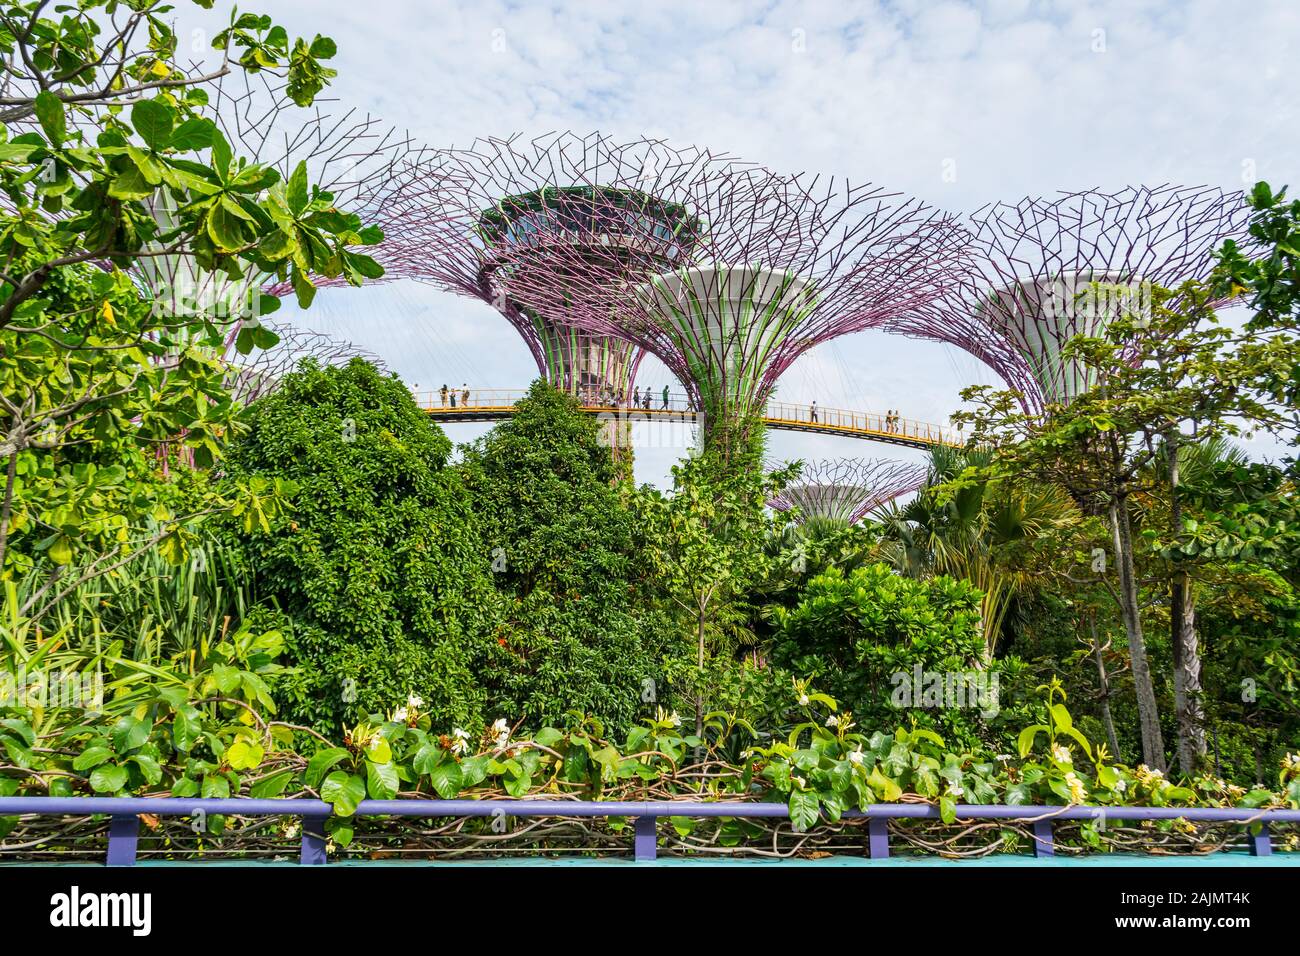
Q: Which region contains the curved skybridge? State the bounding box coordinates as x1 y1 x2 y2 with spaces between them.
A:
417 388 961 450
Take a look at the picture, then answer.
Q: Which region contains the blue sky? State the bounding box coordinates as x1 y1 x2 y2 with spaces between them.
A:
213 0 1297 484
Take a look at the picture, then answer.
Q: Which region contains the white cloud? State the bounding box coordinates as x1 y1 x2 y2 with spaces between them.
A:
233 0 1295 483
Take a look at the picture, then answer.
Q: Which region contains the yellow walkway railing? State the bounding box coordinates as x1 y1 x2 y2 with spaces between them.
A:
415 388 961 450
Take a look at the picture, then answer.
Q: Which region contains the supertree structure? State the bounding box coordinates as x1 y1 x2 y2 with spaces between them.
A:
224 321 387 405
398 131 747 399
485 154 970 462
769 458 927 524
884 185 1255 413
134 71 427 327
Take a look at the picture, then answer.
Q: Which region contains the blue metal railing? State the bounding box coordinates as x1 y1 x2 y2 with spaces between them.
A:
1 797 1296 865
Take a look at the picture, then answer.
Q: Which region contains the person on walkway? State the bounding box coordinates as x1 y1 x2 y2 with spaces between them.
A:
440 384 448 407
642 389 651 411
662 385 670 410
810 401 818 424
462 385 470 407
633 386 641 408
449 389 457 409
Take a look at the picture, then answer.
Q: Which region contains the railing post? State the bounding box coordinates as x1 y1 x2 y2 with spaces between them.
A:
106 814 139 867
300 815 330 865
1248 823 1272 857
868 817 890 859
1031 819 1054 857
633 815 657 862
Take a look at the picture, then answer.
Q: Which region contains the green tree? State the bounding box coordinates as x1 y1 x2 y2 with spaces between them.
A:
459 381 671 729
222 358 502 732
1214 181 1300 470
0 1 383 604
636 452 791 738
770 562 1002 745
960 282 1299 771
0 261 293 621
879 445 1079 662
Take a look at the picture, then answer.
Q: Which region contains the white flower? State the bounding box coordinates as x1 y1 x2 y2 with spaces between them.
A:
407 693 424 710
798 694 810 706
391 706 409 723
1051 744 1072 764
491 717 510 747
995 754 1014 762
946 784 964 798
1064 771 1088 803
1115 779 1128 793
450 727 471 755
654 706 682 728
1135 764 1165 786
793 775 806 789
847 748 864 765
825 715 839 728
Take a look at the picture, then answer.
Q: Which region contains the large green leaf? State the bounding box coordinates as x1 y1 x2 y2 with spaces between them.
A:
366 758 399 799
304 747 348 788
131 99 175 150
320 771 366 816
111 715 151 753
427 759 463 799
168 118 216 151
89 764 128 793
206 202 248 252
34 91 66 146
286 161 309 215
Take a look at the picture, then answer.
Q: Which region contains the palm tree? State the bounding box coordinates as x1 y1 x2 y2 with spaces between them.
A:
878 445 1078 662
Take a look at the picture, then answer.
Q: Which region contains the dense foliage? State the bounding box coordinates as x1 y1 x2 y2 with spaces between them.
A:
221 358 500 731
459 381 674 727
1 0 1298 863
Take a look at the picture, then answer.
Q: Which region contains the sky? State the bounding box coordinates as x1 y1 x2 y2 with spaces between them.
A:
201 0 1299 485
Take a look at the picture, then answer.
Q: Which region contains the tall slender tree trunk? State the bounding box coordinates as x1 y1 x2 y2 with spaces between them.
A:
1089 612 1123 762
1165 433 1206 776
1109 495 1167 770
0 452 16 571
1170 574 1205 775
696 605 706 741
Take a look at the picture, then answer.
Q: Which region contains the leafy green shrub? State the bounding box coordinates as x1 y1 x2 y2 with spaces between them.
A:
2 643 1296 858
221 358 502 732
459 381 672 730
771 563 1026 749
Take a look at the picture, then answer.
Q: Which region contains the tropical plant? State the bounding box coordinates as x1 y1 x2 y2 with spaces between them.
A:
220 357 503 733
879 445 1079 660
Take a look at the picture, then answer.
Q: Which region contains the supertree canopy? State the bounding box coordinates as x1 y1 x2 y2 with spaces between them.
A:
135 73 424 329
885 185 1254 413
485 154 970 461
769 458 926 524
399 131 740 397
224 321 387 405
